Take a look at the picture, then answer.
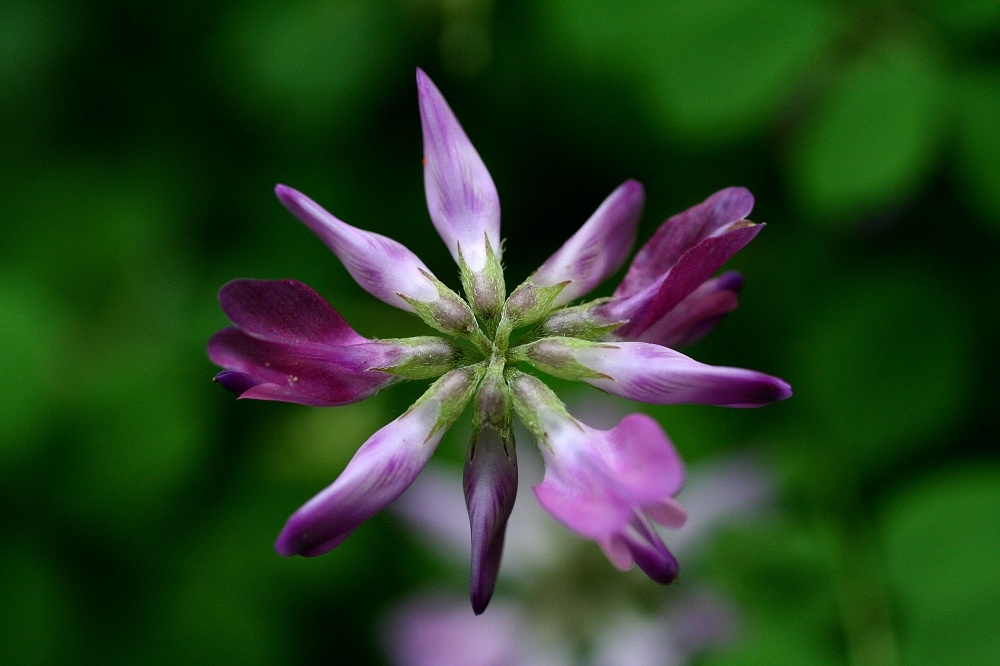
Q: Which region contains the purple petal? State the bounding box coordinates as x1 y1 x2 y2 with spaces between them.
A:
463 427 517 615
275 184 440 310
615 187 755 298
604 223 762 339
275 397 446 556
625 271 743 348
207 328 399 406
575 342 792 407
218 279 367 345
531 180 644 305
417 68 500 272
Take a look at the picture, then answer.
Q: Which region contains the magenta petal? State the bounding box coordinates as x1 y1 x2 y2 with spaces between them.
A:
207 328 398 406
275 399 446 556
218 279 367 345
274 184 440 310
464 428 517 615
577 341 792 407
417 69 501 272
531 180 645 306
603 414 685 499
615 187 754 299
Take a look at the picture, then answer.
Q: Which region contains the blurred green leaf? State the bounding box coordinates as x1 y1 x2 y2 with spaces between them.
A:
0 280 66 461
881 466 1000 664
0 542 73 665
916 0 1000 40
790 267 970 472
544 0 837 144
644 0 837 144
956 69 1000 229
702 619 840 666
790 40 944 222
215 0 405 141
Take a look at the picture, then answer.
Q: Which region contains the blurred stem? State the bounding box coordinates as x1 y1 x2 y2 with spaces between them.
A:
824 486 900 666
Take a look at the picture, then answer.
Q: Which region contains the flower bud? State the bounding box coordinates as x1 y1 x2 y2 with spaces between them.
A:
463 426 517 614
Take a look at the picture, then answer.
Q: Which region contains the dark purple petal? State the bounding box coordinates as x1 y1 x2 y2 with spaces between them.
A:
417 68 500 272
615 187 754 299
207 328 398 406
627 271 743 348
218 279 367 346
606 223 762 339
275 398 447 556
463 427 517 615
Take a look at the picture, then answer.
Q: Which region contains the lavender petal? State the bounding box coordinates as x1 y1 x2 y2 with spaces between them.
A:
577 341 792 407
275 184 440 310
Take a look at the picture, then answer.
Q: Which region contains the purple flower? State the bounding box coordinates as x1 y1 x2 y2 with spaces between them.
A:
208 68 791 613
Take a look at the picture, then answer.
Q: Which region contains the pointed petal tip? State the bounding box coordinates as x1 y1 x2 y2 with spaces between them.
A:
732 374 792 407
415 67 438 98
274 183 302 211
470 589 492 616
772 377 793 401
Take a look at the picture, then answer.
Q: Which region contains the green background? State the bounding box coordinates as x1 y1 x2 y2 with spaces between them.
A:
2 0 998 663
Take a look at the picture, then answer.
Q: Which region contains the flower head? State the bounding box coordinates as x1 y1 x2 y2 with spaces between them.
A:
208 68 791 613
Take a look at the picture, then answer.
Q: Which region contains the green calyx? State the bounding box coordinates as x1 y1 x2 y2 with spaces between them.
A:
398 242 624 439
458 236 506 331
508 337 612 382
373 336 470 380
401 270 479 337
